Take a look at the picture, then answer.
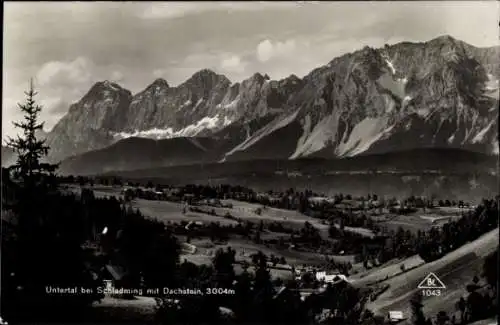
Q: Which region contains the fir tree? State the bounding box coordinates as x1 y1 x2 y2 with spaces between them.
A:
410 292 426 325
5 79 58 189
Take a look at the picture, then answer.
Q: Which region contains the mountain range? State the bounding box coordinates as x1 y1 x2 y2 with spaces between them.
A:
2 35 499 176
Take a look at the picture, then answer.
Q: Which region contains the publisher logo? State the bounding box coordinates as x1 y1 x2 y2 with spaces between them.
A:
418 272 446 297
418 272 446 289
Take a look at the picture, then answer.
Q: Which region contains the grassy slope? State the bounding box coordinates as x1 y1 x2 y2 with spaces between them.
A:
365 228 499 320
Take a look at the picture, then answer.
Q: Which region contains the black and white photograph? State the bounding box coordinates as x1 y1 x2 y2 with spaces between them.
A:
1 1 499 324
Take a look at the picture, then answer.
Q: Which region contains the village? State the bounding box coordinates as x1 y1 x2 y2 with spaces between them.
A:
62 177 492 324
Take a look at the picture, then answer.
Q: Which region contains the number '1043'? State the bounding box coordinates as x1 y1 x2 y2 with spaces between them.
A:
422 289 441 296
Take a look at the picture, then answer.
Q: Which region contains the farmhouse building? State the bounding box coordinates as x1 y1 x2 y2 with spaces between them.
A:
388 311 405 323
315 271 350 284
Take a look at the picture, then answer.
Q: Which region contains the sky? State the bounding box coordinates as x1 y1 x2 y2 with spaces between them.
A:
3 1 499 139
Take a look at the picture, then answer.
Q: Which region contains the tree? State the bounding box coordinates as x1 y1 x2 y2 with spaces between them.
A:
5 79 58 189
436 311 449 325
1 82 101 322
482 249 498 292
212 247 236 288
232 269 253 321
456 297 466 324
410 292 426 325
252 251 275 322
465 278 488 323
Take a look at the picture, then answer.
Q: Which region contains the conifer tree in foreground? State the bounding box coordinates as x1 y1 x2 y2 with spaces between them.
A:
1 80 100 323
5 79 58 189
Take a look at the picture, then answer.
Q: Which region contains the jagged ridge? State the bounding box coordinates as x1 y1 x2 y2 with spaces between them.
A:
44 35 499 170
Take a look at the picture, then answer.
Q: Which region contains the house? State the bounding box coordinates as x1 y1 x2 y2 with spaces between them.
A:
185 221 204 230
181 242 197 254
316 271 350 284
219 306 235 319
273 286 288 300
102 263 131 296
388 311 405 323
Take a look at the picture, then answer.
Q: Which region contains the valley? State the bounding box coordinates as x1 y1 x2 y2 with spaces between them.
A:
63 181 498 324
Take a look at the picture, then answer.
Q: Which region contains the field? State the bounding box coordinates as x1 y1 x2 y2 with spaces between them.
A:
66 185 478 269
378 206 471 234
365 228 499 322
350 255 426 286
182 237 356 269
68 185 356 271
65 183 499 323
132 199 240 226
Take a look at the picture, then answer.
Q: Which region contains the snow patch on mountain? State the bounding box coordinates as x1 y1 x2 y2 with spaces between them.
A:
103 80 120 91
385 58 396 75
188 138 208 151
416 108 430 117
113 115 231 140
223 116 232 126
290 114 339 159
485 74 499 100
471 120 495 144
336 117 394 157
383 94 397 113
290 114 312 159
486 74 499 89
492 139 499 155
222 110 300 161
223 96 240 110
194 98 204 109
448 134 456 144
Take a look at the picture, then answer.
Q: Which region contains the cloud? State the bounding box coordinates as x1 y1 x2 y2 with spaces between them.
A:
140 2 300 20
110 70 124 82
28 57 103 121
153 69 167 79
256 39 297 63
3 1 499 141
36 57 93 87
220 55 247 73
165 51 252 85
38 97 64 111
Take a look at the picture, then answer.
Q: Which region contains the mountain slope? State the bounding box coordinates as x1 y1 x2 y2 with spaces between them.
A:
46 71 304 162
223 36 499 161
45 35 499 167
58 136 227 175
45 81 132 162
60 146 496 178
89 148 497 201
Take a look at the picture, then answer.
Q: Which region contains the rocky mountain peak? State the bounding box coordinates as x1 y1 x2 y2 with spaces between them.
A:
83 80 131 102
95 80 125 92
242 72 269 86
428 35 459 45
43 36 499 165
150 78 170 88
179 69 231 97
185 69 230 87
